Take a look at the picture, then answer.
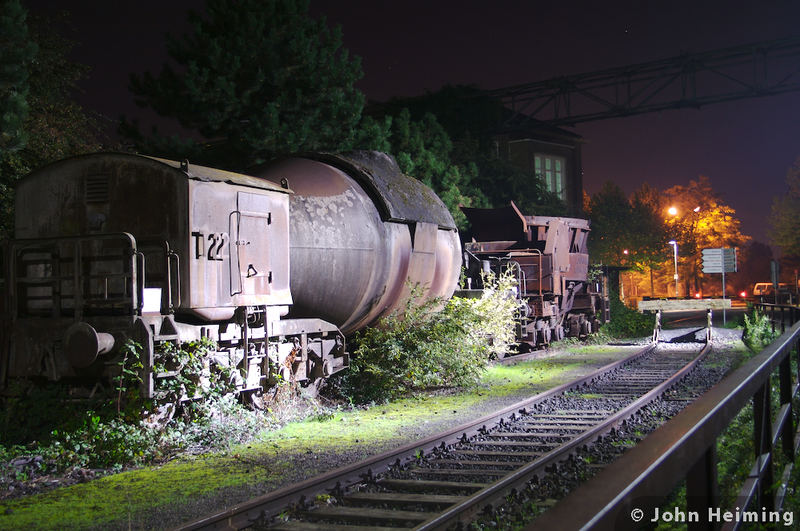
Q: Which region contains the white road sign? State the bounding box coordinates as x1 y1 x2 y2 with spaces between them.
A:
702 248 736 274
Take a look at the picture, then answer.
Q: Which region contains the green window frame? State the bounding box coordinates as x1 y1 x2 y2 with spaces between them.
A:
534 154 565 200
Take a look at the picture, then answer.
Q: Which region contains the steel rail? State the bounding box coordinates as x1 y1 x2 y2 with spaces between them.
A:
177 343 657 530
412 342 711 530
532 320 800 531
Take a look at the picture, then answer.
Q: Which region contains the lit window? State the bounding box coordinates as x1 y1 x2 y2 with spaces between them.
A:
534 155 565 200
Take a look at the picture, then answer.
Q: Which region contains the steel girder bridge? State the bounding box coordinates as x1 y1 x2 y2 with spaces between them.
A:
485 36 800 127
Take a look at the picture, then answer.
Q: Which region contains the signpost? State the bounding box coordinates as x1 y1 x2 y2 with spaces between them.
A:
702 248 737 324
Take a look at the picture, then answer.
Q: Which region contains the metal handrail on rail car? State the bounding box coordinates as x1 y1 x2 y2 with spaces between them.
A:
530 317 800 530
6 233 140 319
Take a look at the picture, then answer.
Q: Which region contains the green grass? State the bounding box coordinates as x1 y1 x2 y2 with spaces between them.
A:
0 347 625 530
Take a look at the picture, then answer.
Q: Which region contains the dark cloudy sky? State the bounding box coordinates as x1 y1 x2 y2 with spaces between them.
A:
25 0 800 244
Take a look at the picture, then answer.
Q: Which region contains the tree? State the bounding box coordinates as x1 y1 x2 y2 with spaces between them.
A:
664 176 750 296
770 157 800 260
0 0 36 156
586 181 683 299
586 181 633 266
385 109 484 229
375 85 566 218
0 5 102 236
628 183 671 295
125 0 373 170
23 12 104 164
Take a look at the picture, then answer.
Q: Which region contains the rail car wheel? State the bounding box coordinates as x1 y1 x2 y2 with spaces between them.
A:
568 318 581 337
516 342 533 354
300 377 325 398
243 389 268 410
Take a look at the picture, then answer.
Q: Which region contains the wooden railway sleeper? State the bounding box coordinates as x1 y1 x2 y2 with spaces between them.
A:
180 343 711 531
298 505 433 526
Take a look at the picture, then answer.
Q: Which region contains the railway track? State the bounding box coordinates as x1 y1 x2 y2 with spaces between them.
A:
180 341 712 530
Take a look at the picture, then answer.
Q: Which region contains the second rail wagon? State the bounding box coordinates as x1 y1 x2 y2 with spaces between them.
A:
459 201 605 349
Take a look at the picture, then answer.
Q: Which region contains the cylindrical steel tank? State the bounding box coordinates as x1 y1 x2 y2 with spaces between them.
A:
253 151 461 335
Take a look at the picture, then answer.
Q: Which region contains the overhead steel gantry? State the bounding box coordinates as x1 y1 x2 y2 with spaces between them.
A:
486 36 800 127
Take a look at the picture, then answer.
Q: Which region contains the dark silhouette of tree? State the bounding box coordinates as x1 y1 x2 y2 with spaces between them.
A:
0 3 102 236
628 183 671 296
0 0 36 156
770 157 800 260
385 109 485 229
371 85 566 217
586 181 632 266
124 0 373 170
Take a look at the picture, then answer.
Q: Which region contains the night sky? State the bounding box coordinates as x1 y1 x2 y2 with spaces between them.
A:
25 0 800 244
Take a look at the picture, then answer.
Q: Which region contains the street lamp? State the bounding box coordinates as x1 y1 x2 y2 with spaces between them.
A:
669 240 679 298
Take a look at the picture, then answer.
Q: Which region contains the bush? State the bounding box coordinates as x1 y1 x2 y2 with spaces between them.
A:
600 290 655 339
341 273 518 403
1 338 265 479
742 310 779 352
152 337 237 405
46 413 161 471
174 394 265 452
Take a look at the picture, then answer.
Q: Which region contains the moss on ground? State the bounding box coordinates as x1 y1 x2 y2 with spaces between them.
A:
0 346 629 530
0 455 282 530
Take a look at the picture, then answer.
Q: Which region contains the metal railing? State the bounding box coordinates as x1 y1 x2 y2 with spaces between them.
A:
754 302 800 335
5 233 141 319
530 313 800 530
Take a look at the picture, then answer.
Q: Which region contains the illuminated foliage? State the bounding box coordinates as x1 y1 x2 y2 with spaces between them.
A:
663 176 750 295
343 273 518 403
587 176 749 298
